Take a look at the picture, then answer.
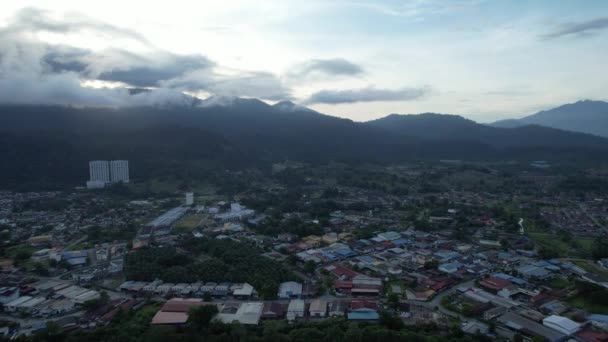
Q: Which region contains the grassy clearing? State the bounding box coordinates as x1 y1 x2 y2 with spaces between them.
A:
547 277 571 289
567 295 608 314
576 238 595 253
528 232 571 255
173 215 203 234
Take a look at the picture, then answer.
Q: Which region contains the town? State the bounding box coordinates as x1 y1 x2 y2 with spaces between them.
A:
1 161 608 341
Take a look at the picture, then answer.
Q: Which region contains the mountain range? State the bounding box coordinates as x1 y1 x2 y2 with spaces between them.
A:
490 100 608 138
0 97 607 189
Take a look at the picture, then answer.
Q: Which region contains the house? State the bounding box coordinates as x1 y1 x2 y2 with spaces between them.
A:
328 301 347 317
378 231 401 241
151 298 211 325
348 301 379 322
233 283 255 299
0 287 19 304
543 315 581 335
351 275 382 296
438 261 462 274
497 312 565 342
286 299 305 321
479 277 513 293
216 302 263 325
309 299 327 318
262 302 286 320
278 282 302 299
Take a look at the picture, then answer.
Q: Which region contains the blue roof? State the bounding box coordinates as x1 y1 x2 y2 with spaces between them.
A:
348 309 380 320
66 257 87 265
358 256 376 264
588 314 608 323
493 273 527 285
534 260 553 267
322 253 337 260
392 238 410 246
335 249 356 257
62 250 88 259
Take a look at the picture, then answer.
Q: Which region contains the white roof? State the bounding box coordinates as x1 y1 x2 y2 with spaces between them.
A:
233 283 254 296
543 315 580 334
6 296 33 307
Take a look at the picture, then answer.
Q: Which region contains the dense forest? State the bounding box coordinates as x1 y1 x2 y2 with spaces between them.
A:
124 238 295 298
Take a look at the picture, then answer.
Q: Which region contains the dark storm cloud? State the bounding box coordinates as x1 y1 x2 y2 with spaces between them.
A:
303 86 429 105
287 58 364 82
542 17 608 39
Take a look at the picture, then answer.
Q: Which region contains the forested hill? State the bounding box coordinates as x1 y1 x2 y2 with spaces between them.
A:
1 102 608 189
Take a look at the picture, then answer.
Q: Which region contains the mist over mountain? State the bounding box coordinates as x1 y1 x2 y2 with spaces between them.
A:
2 98 608 189
491 100 608 138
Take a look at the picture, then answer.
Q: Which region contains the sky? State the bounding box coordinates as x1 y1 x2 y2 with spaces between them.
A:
0 0 607 122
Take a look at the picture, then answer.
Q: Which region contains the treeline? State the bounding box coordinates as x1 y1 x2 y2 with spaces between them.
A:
251 217 324 238
124 238 295 298
21 307 495 342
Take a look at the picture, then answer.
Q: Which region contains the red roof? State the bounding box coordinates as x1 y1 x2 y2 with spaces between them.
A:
351 300 379 310
151 311 189 325
161 298 204 312
327 264 358 278
576 327 608 342
479 277 513 291
334 280 353 289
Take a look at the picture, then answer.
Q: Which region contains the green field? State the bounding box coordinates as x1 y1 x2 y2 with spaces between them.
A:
173 215 203 234
575 238 595 253
567 295 608 314
528 232 571 256
547 277 571 289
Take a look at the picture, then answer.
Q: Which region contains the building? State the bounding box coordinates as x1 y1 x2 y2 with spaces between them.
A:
278 282 302 299
497 312 565 342
309 299 327 318
0 287 19 304
185 192 194 206
216 302 263 325
542 315 581 335
88 160 110 188
286 299 305 321
151 298 209 325
110 160 129 183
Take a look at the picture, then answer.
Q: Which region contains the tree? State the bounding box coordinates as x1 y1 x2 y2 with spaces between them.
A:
592 237 608 260
188 305 219 332
387 293 400 309
304 260 316 274
344 322 363 342
424 259 439 270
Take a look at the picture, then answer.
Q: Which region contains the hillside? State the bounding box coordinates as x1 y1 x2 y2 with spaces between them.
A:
1 100 608 189
368 112 608 149
491 100 608 137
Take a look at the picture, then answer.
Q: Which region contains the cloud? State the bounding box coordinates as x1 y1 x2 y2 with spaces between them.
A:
3 7 153 47
165 70 291 101
303 86 430 105
287 58 364 81
0 7 291 105
542 17 608 39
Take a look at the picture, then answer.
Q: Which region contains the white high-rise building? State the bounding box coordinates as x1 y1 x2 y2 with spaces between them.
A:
110 160 130 183
89 161 110 183
185 192 194 206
